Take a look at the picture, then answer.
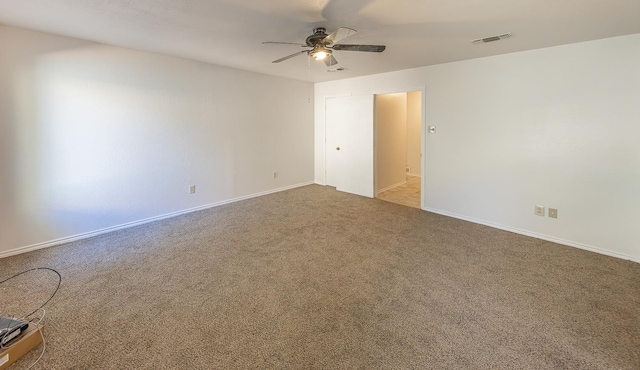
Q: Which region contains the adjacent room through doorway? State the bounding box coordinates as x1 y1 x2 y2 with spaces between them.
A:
375 91 422 209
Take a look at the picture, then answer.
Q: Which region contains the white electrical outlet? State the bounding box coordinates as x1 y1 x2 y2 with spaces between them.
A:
548 208 558 219
534 205 545 216
189 185 196 194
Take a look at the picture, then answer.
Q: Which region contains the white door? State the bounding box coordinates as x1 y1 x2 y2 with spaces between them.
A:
325 95 374 198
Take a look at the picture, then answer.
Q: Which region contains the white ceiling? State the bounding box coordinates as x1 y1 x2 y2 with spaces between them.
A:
1 0 639 83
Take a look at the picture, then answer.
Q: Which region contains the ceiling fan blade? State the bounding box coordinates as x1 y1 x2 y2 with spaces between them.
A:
323 27 357 45
272 50 309 63
331 44 386 52
324 54 338 67
262 41 307 46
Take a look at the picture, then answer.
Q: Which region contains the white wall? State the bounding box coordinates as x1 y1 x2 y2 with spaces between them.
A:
375 93 407 192
406 91 421 177
315 33 640 262
0 24 314 257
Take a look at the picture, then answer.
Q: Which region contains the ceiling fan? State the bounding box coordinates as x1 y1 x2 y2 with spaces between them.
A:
263 27 386 66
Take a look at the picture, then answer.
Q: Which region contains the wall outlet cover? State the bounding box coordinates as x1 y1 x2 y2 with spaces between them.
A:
549 208 558 218
534 205 545 216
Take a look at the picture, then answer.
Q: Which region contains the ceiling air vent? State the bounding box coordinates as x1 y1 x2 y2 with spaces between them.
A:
472 33 512 44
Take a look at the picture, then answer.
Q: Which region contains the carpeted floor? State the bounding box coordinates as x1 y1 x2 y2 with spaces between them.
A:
1 185 639 369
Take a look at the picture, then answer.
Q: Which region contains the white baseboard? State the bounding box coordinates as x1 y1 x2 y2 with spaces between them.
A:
376 180 407 195
424 207 639 264
0 182 314 259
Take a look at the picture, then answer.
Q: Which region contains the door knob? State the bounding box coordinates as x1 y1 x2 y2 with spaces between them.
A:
336 147 340 150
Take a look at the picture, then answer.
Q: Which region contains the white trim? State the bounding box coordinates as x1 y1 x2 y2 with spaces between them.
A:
0 182 314 259
419 88 427 211
376 180 408 195
424 207 639 264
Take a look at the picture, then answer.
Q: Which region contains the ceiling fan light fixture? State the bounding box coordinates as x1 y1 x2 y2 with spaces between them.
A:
313 51 328 60
311 46 331 61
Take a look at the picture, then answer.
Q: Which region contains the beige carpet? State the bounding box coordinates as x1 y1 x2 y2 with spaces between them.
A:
1 185 638 369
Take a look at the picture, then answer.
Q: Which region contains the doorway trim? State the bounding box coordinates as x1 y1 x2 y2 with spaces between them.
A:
371 86 426 210
323 85 426 210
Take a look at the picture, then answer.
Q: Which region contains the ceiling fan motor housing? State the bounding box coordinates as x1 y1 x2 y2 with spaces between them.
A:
306 27 328 46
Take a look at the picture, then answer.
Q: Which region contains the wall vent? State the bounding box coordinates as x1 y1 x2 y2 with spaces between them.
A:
472 33 512 44
327 67 348 73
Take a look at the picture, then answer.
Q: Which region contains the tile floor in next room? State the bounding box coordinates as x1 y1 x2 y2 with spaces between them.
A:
376 176 421 209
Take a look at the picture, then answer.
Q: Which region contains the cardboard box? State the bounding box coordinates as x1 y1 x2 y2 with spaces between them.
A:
0 323 43 370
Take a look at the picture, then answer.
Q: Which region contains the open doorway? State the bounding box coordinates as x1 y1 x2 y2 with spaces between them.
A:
374 91 422 208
